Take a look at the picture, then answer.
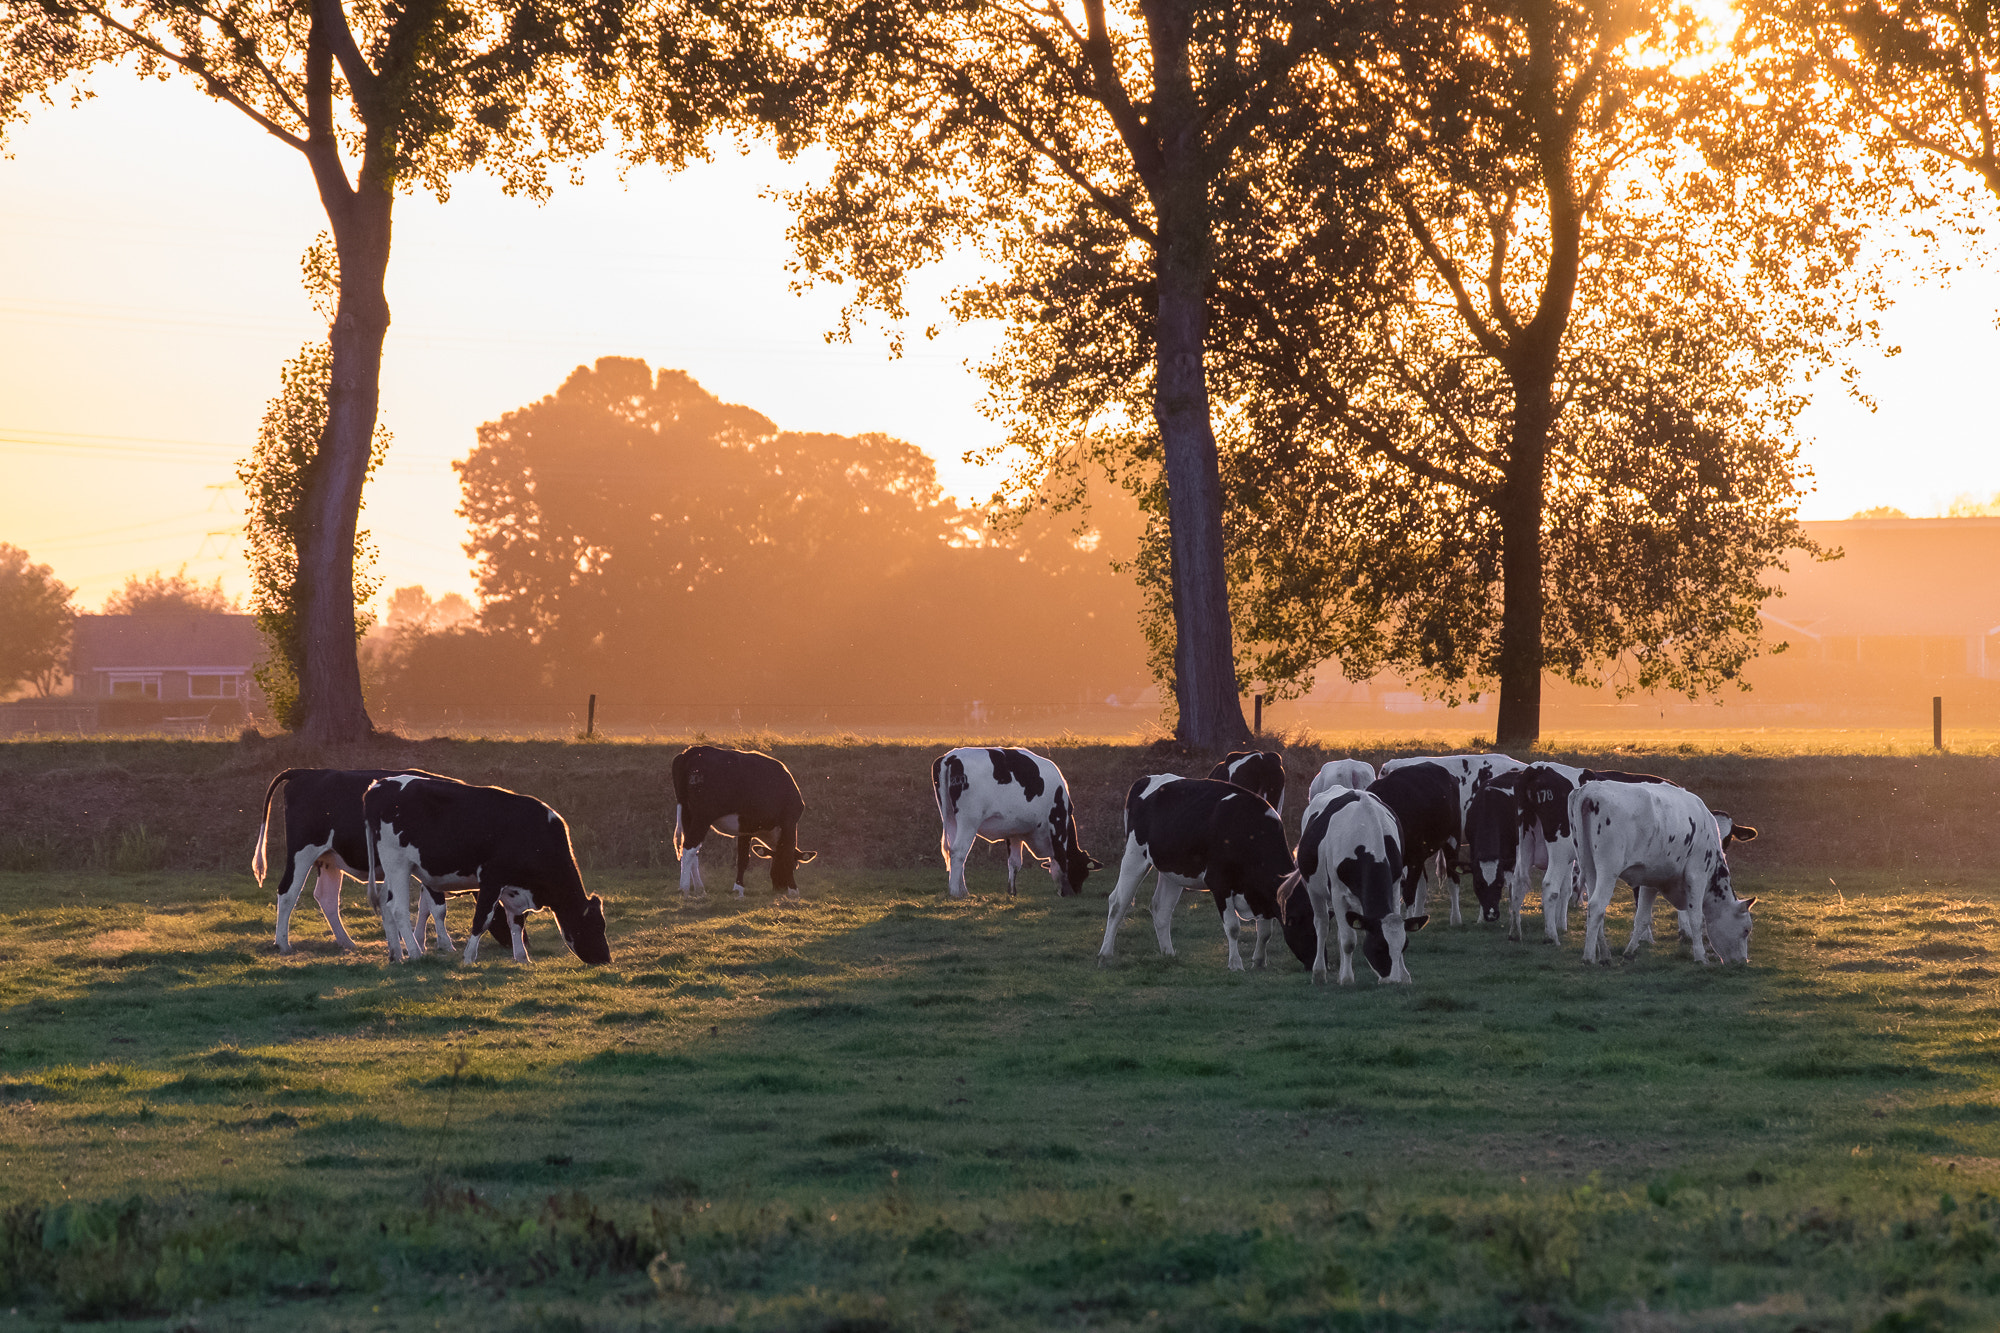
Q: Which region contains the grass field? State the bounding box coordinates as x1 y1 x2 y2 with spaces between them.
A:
3 842 1999 1330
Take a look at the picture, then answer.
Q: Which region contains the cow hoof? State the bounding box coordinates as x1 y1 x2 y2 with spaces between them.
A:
731 885 747 898
1096 954 1112 968
277 943 294 956
786 887 799 900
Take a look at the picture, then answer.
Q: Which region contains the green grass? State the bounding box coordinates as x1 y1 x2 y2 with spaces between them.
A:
2 857 1999 1330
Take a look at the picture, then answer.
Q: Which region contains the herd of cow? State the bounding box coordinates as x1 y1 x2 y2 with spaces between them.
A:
940 746 1757 984
246 744 1757 982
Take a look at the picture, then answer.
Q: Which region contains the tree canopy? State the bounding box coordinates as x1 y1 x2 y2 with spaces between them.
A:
102 569 239 615
784 0 1401 744
0 545 75 699
960 0 1848 743
407 357 1144 716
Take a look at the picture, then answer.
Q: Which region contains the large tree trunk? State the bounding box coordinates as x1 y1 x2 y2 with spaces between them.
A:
1147 4 1249 750
1494 384 1549 748
295 179 392 743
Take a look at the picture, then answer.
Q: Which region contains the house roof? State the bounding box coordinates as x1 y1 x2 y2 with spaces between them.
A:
1767 519 2000 638
71 614 263 671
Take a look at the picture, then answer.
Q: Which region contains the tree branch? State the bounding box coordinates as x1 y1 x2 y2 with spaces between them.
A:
1078 0 1162 182
70 1 306 149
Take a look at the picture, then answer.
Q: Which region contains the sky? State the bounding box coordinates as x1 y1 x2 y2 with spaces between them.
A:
2 70 1998 616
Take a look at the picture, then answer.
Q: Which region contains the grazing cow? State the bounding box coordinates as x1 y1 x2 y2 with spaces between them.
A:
364 776 610 966
1570 780 1757 966
1278 786 1426 984
251 767 478 955
1365 762 1465 923
1463 771 1525 925
1306 758 1377 804
1097 776 1295 970
1207 750 1287 814
931 747 1102 899
672 746 818 899
1509 762 1589 942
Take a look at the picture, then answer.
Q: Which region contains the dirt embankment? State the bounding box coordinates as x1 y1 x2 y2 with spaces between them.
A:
0 735 1993 880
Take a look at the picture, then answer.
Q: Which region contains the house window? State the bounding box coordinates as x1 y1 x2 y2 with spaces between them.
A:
190 675 240 698
109 675 160 700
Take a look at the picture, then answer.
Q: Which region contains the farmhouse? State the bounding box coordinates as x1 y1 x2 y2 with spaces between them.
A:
68 612 261 706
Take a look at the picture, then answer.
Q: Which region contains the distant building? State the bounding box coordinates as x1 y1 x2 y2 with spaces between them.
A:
68 613 262 705
1764 518 2000 680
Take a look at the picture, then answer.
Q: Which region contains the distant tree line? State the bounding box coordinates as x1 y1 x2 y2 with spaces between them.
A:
367 360 1147 716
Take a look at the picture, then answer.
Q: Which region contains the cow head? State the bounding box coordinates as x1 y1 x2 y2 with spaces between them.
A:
1702 888 1756 964
751 837 819 894
1047 788 1101 897
560 892 611 966
1345 909 1427 981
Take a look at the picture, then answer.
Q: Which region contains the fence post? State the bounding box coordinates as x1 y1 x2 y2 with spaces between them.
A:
1933 695 1942 750
587 693 597 738
1253 692 1264 736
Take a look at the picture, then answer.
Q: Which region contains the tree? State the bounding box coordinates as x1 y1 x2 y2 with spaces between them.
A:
103 568 239 614
239 339 388 731
977 0 1848 745
435 356 1145 716
7 0 792 743
783 0 1392 745
0 544 75 698
1743 0 2000 206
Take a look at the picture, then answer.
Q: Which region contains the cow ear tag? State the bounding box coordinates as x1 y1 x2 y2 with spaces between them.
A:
1738 897 1757 910
1404 915 1430 933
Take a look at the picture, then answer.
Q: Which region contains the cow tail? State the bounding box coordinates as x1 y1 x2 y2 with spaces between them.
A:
1574 795 1596 900
249 768 294 885
932 755 954 872
363 792 381 913
670 753 689 862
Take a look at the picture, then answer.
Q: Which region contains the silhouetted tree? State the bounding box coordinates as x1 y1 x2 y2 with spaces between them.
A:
5 0 795 742
433 357 1144 715
239 339 388 731
977 0 1847 745
783 0 1396 745
0 544 75 698
1744 0 2000 205
103 568 239 615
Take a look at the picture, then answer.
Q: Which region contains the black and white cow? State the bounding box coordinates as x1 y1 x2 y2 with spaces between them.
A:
1464 771 1525 926
1207 750 1287 814
1278 786 1427 984
251 767 480 955
1506 762 1590 942
931 747 1101 899
1364 762 1465 923
363 776 610 966
1096 776 1295 970
672 746 818 899
1570 779 1757 966
1306 758 1377 804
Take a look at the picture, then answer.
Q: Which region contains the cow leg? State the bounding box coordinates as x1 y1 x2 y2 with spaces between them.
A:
1217 891 1248 971
1384 915 1413 984
1151 874 1189 957
312 862 358 952
1440 852 1462 927
1096 842 1155 964
462 883 504 964
1625 885 1657 957
678 826 709 896
731 836 752 897
1543 838 1576 944
1683 875 1710 965
273 845 323 955
1579 862 1619 966
509 911 530 964
1333 905 1357 985
946 823 978 900
1005 840 1023 897
424 887 454 953
1308 883 1331 985
1250 911 1274 969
